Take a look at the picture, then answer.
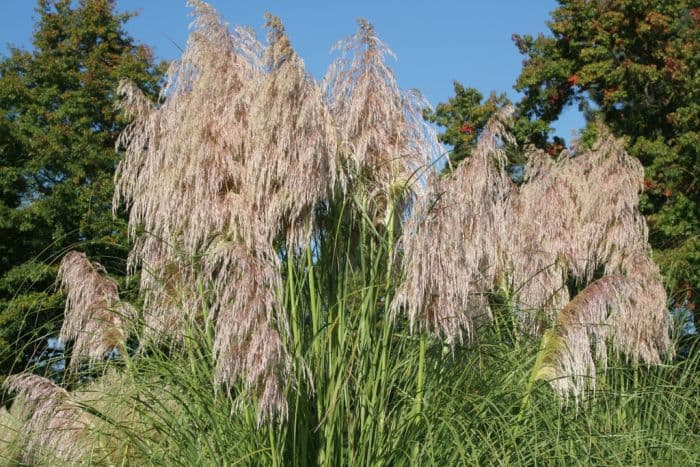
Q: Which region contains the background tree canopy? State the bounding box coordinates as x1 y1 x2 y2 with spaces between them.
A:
430 0 699 319
0 0 164 381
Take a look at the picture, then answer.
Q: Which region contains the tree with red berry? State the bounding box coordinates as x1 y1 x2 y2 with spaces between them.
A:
423 82 515 169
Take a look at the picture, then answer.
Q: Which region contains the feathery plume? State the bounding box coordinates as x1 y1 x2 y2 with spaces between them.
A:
395 108 671 387
534 268 671 400
325 19 440 218
115 2 341 420
114 0 264 340
503 149 578 328
57 251 132 366
504 127 654 330
522 129 671 398
3 374 90 463
616 251 672 360
576 129 649 274
392 107 514 342
209 239 292 421
245 13 338 248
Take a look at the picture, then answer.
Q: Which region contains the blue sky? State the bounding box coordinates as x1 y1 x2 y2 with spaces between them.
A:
0 0 585 140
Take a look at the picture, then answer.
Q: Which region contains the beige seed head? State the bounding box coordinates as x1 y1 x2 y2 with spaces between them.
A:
3 374 91 463
57 251 131 366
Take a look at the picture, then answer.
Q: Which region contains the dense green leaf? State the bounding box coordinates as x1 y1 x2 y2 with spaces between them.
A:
0 0 164 377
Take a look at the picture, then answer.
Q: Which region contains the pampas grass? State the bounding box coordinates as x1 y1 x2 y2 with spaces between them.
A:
2 374 91 464
57 251 132 366
325 18 438 216
394 115 670 404
393 106 513 342
1 2 694 465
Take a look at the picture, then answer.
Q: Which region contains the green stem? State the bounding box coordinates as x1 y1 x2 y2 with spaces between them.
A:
521 330 551 417
269 424 279 467
307 245 319 340
414 333 426 417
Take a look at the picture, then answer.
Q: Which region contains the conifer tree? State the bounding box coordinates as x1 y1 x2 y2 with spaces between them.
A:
0 0 163 379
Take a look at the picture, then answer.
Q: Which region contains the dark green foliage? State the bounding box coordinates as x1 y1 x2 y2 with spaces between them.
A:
424 82 563 175
424 82 511 167
513 0 699 313
0 0 164 379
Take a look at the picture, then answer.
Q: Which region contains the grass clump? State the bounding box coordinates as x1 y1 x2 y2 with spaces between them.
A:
1 1 698 465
